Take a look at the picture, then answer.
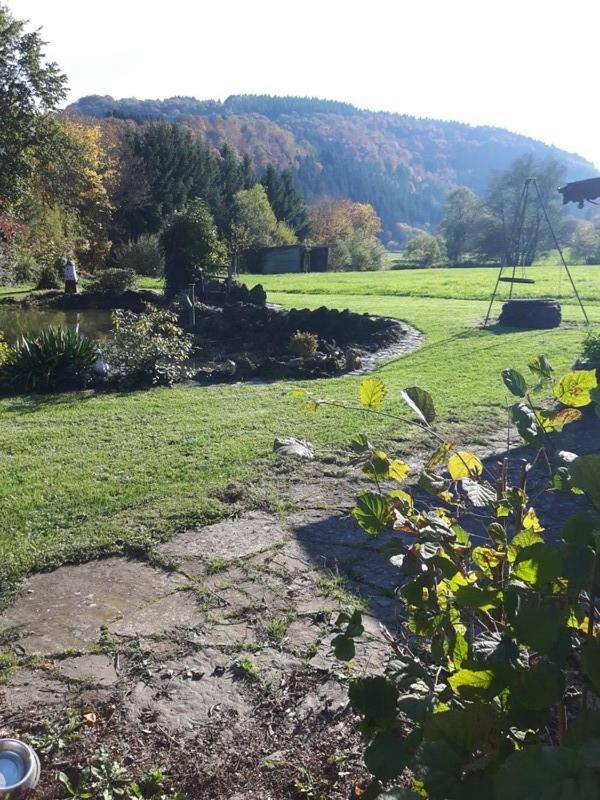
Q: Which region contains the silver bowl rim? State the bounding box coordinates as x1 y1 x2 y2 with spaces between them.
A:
0 738 39 791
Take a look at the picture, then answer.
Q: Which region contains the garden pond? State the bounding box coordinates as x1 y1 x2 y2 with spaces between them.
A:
0 306 113 343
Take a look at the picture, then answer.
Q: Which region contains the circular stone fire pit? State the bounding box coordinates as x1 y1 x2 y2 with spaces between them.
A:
499 299 562 329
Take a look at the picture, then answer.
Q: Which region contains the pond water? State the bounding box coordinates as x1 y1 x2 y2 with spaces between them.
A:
0 307 114 344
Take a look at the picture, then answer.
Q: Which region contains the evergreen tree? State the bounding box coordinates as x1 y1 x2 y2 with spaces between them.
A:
262 166 310 240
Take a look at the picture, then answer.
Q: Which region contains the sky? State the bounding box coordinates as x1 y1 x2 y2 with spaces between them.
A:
10 0 600 167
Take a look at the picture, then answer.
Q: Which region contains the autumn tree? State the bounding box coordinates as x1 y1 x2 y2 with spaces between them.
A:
310 197 383 270
0 4 67 206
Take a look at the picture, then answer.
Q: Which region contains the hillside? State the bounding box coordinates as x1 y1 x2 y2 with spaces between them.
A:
66 94 597 242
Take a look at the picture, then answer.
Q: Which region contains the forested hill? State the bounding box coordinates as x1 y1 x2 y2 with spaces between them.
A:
67 94 596 242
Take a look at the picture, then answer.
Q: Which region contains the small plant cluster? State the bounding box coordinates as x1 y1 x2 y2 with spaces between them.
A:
289 330 319 359
103 307 192 386
295 359 600 798
58 748 185 800
90 268 137 296
0 327 98 392
581 328 600 364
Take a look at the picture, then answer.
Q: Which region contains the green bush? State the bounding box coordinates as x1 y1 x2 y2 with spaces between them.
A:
294 358 600 799
90 268 137 295
35 263 62 290
103 307 192 386
1 328 98 392
581 328 600 363
161 200 227 297
114 234 165 277
289 330 318 358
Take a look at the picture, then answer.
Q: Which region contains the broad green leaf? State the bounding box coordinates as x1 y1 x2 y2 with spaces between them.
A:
400 386 436 424
511 402 541 442
448 451 483 480
418 470 450 498
562 512 598 547
508 529 544 563
454 585 503 611
582 638 600 695
554 369 597 408
425 702 499 753
451 630 469 668
511 661 564 710
494 745 583 799
349 432 372 454
502 368 528 397
332 633 355 661
360 377 386 410
512 603 563 653
364 731 407 780
352 491 390 535
364 450 393 480
448 668 494 699
512 542 562 586
569 455 600 510
388 488 413 513
349 676 398 730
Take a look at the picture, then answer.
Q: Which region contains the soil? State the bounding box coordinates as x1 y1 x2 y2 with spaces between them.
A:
1 409 598 798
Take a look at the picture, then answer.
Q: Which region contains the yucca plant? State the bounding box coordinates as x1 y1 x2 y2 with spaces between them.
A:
1 327 98 392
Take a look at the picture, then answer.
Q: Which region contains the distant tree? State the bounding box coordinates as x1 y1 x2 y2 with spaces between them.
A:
241 153 255 190
124 123 203 237
486 155 566 265
262 167 311 240
230 184 296 252
309 197 381 244
0 5 67 206
161 200 226 297
440 187 481 265
405 233 447 267
570 219 600 264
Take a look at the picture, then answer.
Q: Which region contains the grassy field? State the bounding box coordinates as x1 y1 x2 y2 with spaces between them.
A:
0 266 598 597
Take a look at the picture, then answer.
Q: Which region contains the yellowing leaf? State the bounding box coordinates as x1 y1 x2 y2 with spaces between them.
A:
388 459 410 483
554 369 597 408
359 377 385 410
426 441 454 470
522 507 544 533
448 451 483 480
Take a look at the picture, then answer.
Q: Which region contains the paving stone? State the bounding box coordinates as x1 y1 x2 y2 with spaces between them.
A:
125 650 250 734
281 619 323 655
350 553 401 592
157 512 287 572
58 654 119 687
0 558 188 654
1 669 68 714
295 679 348 720
109 590 202 638
188 621 257 648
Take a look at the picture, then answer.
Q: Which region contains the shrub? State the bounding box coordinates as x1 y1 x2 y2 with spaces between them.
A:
581 328 600 362
35 263 62 290
90 268 137 296
103 307 192 386
293 359 600 799
0 333 8 365
289 330 318 359
404 232 447 267
1 328 98 392
161 201 227 298
114 234 165 277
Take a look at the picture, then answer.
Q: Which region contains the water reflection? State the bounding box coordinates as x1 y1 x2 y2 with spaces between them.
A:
0 307 113 343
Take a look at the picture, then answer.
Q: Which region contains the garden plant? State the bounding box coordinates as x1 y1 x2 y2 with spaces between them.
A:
295 358 600 799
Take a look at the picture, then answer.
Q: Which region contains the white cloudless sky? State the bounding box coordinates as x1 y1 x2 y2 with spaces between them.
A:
9 0 600 168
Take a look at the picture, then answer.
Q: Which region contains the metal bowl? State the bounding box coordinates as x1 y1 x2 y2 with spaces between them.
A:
0 739 40 797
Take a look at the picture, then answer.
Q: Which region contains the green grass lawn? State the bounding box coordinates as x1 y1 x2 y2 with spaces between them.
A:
0 266 598 598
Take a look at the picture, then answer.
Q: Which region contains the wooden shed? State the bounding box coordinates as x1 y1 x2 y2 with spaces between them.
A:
243 245 329 274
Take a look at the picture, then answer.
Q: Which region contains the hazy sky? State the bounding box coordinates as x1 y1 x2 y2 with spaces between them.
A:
10 0 600 168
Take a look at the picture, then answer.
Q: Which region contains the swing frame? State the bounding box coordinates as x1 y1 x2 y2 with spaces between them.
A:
483 177 589 326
